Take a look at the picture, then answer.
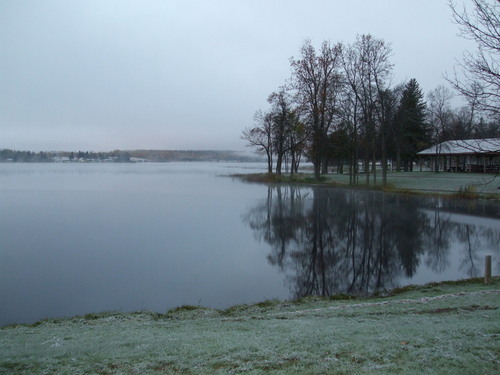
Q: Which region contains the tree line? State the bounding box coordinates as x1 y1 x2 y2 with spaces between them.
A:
0 149 130 162
0 149 257 163
242 1 500 184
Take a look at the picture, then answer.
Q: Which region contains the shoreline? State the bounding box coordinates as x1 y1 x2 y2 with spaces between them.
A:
231 171 500 201
1 278 498 374
1 277 495 329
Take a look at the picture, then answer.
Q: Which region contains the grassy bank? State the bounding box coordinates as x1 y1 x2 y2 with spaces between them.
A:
233 171 500 199
1 278 499 374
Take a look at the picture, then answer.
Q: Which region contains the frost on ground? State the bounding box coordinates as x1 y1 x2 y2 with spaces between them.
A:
321 171 500 196
1 279 499 375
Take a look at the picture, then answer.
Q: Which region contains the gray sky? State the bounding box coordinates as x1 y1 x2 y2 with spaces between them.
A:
0 0 474 152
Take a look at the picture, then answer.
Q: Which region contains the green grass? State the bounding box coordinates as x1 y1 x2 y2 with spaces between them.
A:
1 278 499 374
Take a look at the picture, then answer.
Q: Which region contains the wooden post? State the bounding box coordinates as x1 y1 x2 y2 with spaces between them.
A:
485 255 492 284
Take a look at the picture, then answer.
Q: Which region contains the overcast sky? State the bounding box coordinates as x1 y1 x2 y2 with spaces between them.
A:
0 0 475 152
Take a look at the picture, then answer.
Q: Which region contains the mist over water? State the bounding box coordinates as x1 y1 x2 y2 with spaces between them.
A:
1 163 499 326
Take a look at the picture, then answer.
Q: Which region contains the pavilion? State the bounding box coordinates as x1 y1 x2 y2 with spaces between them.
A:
417 138 500 173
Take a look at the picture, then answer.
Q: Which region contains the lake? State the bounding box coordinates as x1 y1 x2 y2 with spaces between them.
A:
1 163 499 326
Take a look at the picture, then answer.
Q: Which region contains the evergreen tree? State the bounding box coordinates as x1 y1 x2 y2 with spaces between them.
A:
394 79 428 171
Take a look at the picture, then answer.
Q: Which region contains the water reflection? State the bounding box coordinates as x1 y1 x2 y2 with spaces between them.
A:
243 186 499 298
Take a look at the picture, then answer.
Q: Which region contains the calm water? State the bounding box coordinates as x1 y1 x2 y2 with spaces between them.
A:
0 163 499 326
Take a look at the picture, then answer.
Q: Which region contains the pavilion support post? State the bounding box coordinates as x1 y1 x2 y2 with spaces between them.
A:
485 255 492 284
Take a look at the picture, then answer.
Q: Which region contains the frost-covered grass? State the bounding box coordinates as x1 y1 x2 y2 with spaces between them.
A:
1 278 499 374
322 171 500 196
235 171 500 198
378 171 499 196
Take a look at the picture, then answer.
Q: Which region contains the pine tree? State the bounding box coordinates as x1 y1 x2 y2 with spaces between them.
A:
394 79 428 171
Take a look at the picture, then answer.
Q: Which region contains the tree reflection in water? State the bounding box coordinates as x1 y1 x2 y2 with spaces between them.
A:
243 186 499 298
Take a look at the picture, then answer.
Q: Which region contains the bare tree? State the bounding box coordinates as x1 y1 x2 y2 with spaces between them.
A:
447 0 500 116
427 86 454 172
342 34 393 184
241 110 274 173
286 111 307 177
290 40 343 180
268 88 295 175
243 92 307 176
340 50 362 184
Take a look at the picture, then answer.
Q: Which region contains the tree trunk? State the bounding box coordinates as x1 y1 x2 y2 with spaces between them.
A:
267 151 273 174
314 162 321 181
371 131 377 184
365 157 370 185
381 125 387 185
321 159 328 175
396 147 401 172
275 153 283 175
372 154 377 185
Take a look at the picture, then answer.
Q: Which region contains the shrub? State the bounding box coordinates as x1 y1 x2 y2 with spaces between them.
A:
454 184 479 199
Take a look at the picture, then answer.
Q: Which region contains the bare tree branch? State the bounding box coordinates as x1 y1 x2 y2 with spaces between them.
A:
446 0 500 116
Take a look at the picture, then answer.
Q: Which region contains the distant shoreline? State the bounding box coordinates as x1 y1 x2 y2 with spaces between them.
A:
0 149 263 163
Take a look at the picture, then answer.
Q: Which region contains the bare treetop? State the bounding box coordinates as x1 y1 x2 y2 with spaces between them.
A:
447 0 500 116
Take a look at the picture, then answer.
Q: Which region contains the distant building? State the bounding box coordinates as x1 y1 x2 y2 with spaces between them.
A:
417 138 500 173
53 156 70 163
130 157 148 163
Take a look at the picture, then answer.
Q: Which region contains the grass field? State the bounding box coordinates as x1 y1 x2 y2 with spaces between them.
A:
237 170 500 198
1 278 499 374
341 171 500 196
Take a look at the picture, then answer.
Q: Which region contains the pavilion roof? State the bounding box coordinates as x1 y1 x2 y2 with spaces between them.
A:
417 138 500 156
